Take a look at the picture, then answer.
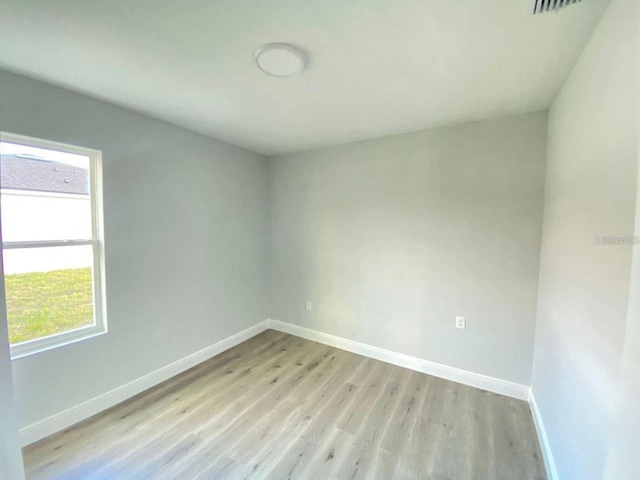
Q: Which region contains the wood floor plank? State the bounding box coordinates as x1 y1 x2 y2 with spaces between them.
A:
94 336 321 478
24 331 292 474
22 331 547 480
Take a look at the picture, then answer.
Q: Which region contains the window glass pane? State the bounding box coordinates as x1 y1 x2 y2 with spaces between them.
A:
4 245 95 345
0 141 92 242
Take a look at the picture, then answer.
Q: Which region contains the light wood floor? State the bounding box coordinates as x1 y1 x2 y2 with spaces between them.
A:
23 330 547 480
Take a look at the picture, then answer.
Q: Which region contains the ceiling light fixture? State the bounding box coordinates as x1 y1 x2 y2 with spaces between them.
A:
254 43 305 78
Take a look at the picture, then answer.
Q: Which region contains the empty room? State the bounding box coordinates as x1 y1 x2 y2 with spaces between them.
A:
0 0 638 479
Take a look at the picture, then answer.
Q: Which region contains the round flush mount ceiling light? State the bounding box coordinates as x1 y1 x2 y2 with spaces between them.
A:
254 43 305 77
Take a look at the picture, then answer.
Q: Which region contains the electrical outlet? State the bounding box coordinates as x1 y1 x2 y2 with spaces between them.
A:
455 316 466 329
306 301 312 312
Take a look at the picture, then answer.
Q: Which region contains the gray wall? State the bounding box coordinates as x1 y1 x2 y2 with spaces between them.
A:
605 151 640 480
268 113 547 385
531 0 639 478
0 70 269 429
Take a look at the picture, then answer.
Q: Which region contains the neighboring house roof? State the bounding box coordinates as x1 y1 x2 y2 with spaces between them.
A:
1 154 89 195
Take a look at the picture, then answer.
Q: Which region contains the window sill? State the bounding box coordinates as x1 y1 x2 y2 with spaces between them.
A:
10 325 107 360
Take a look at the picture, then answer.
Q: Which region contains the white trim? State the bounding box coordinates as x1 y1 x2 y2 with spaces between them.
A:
0 131 102 159
10 325 106 360
529 389 558 480
3 239 95 250
19 320 269 446
267 319 529 401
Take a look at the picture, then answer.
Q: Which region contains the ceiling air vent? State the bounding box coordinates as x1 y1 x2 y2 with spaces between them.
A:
534 0 582 14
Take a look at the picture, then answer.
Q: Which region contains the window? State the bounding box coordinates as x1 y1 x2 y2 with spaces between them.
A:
0 132 106 358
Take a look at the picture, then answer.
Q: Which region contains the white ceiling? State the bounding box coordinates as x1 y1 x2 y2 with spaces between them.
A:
0 0 609 156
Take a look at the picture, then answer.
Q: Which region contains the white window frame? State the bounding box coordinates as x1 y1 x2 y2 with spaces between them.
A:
1 132 107 359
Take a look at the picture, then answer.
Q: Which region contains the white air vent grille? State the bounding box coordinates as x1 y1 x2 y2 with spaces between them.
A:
534 0 582 14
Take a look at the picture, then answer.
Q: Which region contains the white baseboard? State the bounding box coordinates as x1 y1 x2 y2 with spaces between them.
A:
19 318 538 458
529 389 558 480
267 319 529 401
19 320 269 446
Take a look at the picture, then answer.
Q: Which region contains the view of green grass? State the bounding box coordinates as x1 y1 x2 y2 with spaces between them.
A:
6 267 94 345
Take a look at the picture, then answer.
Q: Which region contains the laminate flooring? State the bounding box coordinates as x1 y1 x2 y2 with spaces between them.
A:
23 330 547 480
